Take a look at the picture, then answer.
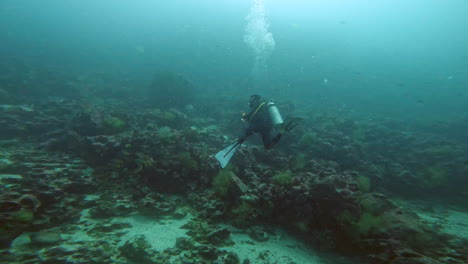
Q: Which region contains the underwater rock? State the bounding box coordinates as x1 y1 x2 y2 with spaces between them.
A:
172 208 187 219
359 193 397 215
84 135 122 165
195 244 219 260
175 237 195 250
154 201 176 215
0 158 13 171
1 68 466 264
0 200 22 213
70 108 107 137
119 235 158 264
103 115 127 134
29 231 65 246
0 193 43 248
89 199 134 218
0 147 97 243
0 103 68 140
190 193 226 219
206 227 232 246
0 173 23 184
229 175 250 198
179 251 197 264
247 226 269 242
219 252 240 264
391 256 443 264
87 222 131 234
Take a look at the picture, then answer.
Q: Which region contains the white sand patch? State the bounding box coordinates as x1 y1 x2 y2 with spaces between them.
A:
59 209 103 251
401 199 468 240
439 209 468 239
116 214 191 251
10 207 191 257
9 205 358 264
225 228 333 264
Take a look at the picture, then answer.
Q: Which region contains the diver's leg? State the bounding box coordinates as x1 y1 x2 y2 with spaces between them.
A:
262 129 282 150
269 131 283 149
263 118 301 149
260 130 273 149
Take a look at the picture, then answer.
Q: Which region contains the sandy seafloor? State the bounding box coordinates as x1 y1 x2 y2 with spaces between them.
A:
399 199 468 241
8 195 467 264
10 205 358 263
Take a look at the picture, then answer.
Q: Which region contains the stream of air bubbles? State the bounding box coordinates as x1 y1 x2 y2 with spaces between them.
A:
244 0 275 85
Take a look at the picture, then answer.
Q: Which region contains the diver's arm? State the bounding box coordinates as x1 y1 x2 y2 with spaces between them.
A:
242 126 255 140
241 112 251 122
241 107 258 122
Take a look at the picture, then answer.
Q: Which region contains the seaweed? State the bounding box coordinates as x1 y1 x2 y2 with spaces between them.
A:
299 132 318 148
354 212 385 236
231 201 255 228
272 170 293 186
103 115 126 133
179 152 198 170
212 169 234 197
417 166 448 188
357 175 371 193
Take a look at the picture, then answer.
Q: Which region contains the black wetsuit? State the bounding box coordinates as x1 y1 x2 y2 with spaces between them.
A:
242 102 282 150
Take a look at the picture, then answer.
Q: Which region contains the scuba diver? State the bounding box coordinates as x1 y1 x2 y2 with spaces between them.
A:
215 94 299 168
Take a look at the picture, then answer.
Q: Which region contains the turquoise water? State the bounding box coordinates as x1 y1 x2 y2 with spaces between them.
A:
1 0 467 120
1 1 467 263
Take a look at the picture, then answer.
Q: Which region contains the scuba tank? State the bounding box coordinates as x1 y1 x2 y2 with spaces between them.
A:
266 101 284 126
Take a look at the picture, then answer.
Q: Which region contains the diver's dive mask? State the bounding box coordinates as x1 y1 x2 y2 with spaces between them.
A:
249 94 264 108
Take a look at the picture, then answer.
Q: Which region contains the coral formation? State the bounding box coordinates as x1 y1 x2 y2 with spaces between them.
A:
0 69 466 264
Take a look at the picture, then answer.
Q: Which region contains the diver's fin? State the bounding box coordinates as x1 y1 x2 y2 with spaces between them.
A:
281 117 303 133
215 141 242 168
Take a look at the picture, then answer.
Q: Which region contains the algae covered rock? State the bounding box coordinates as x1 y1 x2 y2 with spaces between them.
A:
173 208 188 219
206 227 232 246
0 158 13 171
29 231 65 246
247 226 269 242
119 235 157 264
103 115 127 134
223 252 240 264
195 244 219 260
175 237 194 250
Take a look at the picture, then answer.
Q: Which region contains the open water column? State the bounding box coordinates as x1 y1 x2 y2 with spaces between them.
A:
244 0 276 86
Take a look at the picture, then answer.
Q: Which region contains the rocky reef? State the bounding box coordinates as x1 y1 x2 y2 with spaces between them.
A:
0 69 467 264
